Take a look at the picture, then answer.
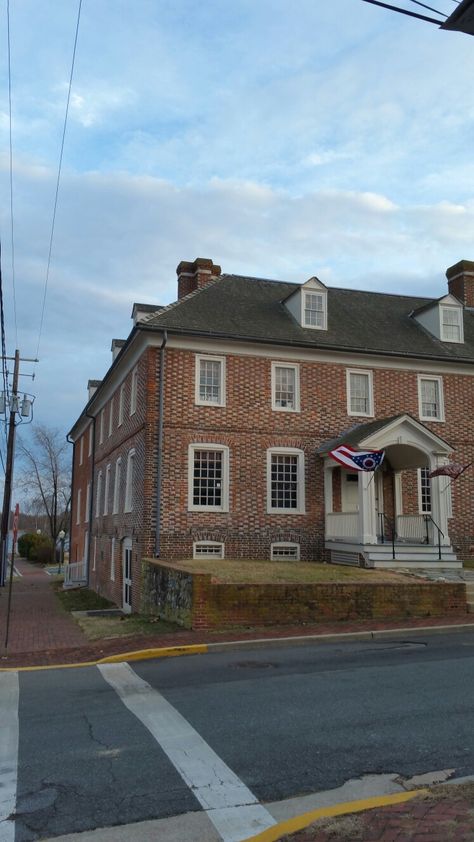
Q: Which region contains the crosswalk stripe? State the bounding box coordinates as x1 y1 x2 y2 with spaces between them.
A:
98 662 276 842
0 672 19 842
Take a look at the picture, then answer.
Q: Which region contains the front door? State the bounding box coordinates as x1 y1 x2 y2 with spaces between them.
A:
122 538 132 614
341 472 359 511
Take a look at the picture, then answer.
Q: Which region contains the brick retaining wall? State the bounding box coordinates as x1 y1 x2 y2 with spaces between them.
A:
142 560 467 630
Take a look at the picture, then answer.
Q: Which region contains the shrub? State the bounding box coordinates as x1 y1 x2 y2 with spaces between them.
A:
18 532 54 564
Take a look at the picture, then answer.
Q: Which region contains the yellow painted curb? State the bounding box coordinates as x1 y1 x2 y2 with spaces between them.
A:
97 644 208 663
242 788 428 842
0 643 208 672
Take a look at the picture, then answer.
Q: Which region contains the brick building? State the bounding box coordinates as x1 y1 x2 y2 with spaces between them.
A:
68 257 474 611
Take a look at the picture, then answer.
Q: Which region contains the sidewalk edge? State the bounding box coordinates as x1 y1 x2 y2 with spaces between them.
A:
242 788 427 842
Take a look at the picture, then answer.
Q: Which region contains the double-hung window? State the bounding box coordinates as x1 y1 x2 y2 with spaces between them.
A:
124 449 135 512
418 376 444 421
272 363 300 411
118 384 125 426
418 467 431 514
104 464 111 515
113 457 122 514
347 369 373 417
195 356 225 406
95 471 102 518
441 306 463 343
108 398 114 437
303 292 326 329
188 444 229 511
130 368 138 415
267 448 305 514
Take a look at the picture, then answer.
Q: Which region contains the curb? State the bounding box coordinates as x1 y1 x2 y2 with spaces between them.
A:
241 788 427 842
1 620 473 672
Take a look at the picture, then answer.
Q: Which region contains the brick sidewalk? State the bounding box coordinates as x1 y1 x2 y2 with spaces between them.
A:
0 558 88 655
281 783 474 841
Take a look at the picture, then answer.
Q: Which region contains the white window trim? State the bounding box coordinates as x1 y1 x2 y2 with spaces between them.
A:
130 367 138 416
99 409 105 444
92 536 97 572
76 488 81 525
88 425 93 457
193 541 225 559
346 369 374 418
113 457 122 514
271 362 300 412
301 289 327 330
95 470 103 518
188 444 230 512
417 467 431 514
418 375 445 422
104 464 111 515
79 437 84 466
271 542 301 561
440 305 463 344
85 483 90 524
108 397 114 437
111 536 116 581
118 383 125 426
195 355 226 407
124 448 135 513
266 447 306 514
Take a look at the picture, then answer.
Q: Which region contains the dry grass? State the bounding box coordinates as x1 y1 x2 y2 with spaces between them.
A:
74 613 180 641
163 560 410 585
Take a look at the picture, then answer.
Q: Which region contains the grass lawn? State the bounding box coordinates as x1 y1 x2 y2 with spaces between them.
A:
164 560 410 584
73 613 180 641
54 584 115 612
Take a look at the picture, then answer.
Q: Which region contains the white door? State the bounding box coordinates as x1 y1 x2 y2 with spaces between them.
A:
122 538 132 614
341 472 359 511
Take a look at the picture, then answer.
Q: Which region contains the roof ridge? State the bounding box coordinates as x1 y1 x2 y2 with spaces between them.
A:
140 274 224 323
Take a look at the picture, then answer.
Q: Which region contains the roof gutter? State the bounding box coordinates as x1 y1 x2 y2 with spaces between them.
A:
155 330 167 557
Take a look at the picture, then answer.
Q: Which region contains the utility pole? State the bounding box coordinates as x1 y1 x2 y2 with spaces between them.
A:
0 349 20 587
0 351 36 587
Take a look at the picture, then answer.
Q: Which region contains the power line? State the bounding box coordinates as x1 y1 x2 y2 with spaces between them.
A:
6 0 18 350
35 0 83 361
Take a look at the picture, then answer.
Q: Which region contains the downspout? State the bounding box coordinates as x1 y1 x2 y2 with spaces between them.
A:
155 330 167 556
84 411 96 587
66 434 76 565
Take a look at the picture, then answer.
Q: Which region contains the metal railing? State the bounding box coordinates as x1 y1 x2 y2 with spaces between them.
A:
378 512 396 559
424 514 444 561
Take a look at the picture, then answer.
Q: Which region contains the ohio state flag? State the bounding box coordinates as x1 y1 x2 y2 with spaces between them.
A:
329 444 385 472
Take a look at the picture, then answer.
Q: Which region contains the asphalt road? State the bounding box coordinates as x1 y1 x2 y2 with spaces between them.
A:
3 630 474 841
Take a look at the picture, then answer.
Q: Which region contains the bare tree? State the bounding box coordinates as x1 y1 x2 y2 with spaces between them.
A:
17 425 71 544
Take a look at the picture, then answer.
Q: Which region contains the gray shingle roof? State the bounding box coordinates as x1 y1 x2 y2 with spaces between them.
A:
143 274 474 362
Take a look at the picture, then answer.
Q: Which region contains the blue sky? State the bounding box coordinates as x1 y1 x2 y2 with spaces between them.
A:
0 0 474 435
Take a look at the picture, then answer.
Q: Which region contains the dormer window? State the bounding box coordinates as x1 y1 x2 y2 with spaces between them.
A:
304 292 325 328
441 306 463 343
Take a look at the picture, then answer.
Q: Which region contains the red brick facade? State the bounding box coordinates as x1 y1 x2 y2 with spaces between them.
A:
69 258 474 611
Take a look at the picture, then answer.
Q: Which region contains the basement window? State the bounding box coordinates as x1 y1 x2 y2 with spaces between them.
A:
271 542 300 561
193 541 224 559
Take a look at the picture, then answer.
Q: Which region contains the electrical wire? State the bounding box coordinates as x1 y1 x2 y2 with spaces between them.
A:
6 0 18 350
407 0 449 16
35 0 83 362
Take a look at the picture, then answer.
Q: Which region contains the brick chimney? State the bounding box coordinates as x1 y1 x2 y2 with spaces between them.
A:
446 260 474 306
176 257 221 299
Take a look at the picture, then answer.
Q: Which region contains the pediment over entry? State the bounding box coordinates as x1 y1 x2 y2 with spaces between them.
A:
318 414 452 471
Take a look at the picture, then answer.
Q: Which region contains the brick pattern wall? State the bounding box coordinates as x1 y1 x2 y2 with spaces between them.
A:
157 348 474 562
70 424 93 564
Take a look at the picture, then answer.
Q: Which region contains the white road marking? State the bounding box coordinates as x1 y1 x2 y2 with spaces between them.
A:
98 662 276 842
0 672 19 842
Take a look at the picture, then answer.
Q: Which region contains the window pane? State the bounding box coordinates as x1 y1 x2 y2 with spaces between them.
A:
420 467 431 513
350 373 369 414
199 360 221 403
442 309 461 341
304 293 324 327
421 379 439 418
275 366 295 408
271 454 298 509
193 450 222 506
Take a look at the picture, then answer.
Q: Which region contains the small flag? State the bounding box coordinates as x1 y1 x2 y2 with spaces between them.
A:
428 462 471 480
329 444 385 472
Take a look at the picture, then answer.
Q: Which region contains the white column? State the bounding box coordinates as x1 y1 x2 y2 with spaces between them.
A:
324 462 334 538
429 457 450 546
358 471 377 544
